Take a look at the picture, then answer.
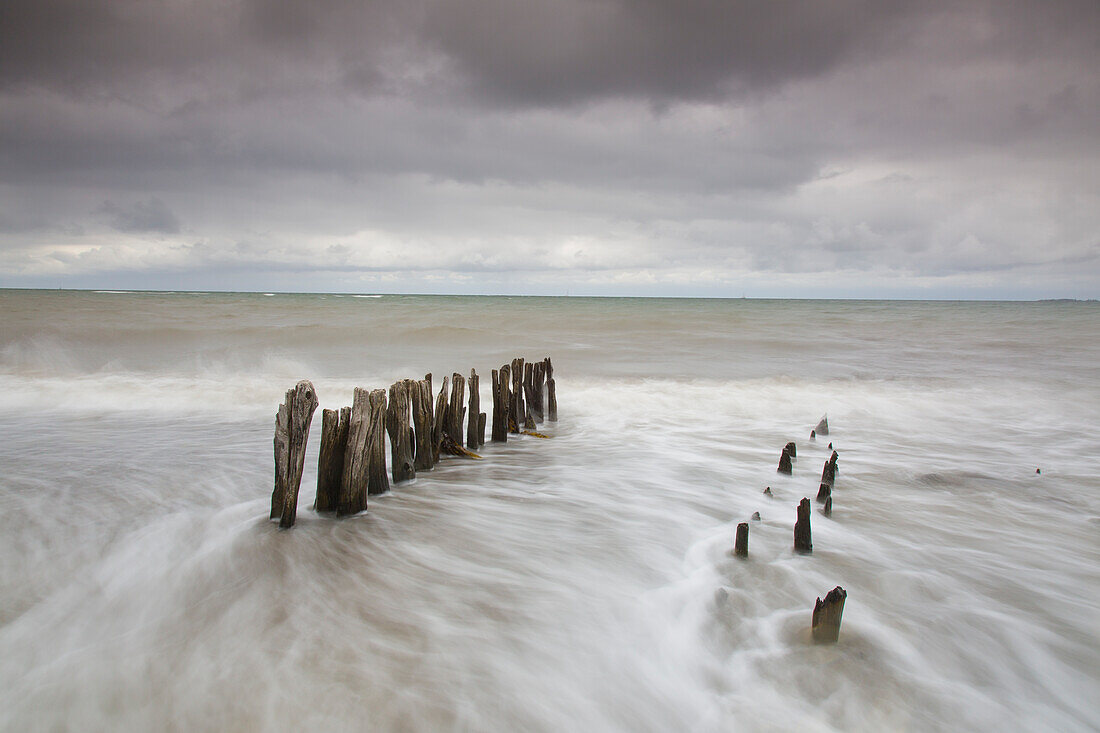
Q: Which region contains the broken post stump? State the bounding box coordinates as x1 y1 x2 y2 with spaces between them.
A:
411 376 435 471
492 365 510 442
823 495 832 516
271 380 319 528
815 415 829 436
467 369 483 448
785 441 797 458
509 358 525 433
546 357 557 422
734 522 749 557
794 497 812 553
778 446 793 474
315 405 349 512
366 389 389 496
386 380 415 484
810 429 816 441
816 482 831 503
821 459 835 487
812 586 846 643
751 511 761 521
339 387 372 516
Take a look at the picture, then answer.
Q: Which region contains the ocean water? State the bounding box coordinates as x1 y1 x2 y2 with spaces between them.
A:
0 290 1097 732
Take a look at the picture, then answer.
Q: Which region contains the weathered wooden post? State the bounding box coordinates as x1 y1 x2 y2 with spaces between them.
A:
386 380 415 484
510 357 525 433
522 362 537 429
315 405 349 512
546 357 557 422
432 376 449 463
492 365 510 442
467 369 484 448
734 522 749 557
794 497 812 553
778 445 793 474
815 415 829 436
812 586 846 643
411 376 435 471
339 387 372 516
810 429 816 441
784 441 797 458
816 482 831 503
446 372 466 446
821 459 835 487
271 380 319 528
823 495 833 516
366 389 389 496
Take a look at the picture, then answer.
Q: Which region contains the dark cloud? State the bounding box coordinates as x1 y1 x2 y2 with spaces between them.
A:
99 198 181 234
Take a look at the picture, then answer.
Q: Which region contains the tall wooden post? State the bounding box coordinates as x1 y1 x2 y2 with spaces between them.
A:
315 405 349 512
411 377 435 471
467 369 483 448
366 388 389 496
492 365 510 442
339 387 371 516
446 372 466 446
271 380 319 528
545 356 557 422
510 357 525 433
432 376 448 463
386 380 415 484
794 497 812 553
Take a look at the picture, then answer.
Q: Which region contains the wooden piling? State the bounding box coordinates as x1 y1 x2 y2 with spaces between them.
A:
522 362 537 429
446 372 466 447
492 365 510 442
546 357 557 422
411 377 435 471
510 358 525 433
734 522 749 557
271 380 319 528
778 446 793 474
785 441 797 458
477 413 486 446
467 369 483 448
366 388 389 496
816 482 831 503
815 415 829 436
315 405 349 512
823 495 833 516
386 380 415 484
821 459 835 487
794 497 812 553
432 376 448 463
812 586 846 643
339 387 372 516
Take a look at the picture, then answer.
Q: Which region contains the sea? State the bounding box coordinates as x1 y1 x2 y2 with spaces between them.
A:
0 289 1097 732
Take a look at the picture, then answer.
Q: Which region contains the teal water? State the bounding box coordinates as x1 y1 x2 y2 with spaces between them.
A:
0 290 1097 731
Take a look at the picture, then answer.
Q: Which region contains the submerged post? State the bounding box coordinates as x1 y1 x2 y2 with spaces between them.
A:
815 415 829 436
794 497 812 553
734 522 749 557
778 445 793 474
271 380 319 528
784 441 797 458
812 586 846 643
316 405 349 512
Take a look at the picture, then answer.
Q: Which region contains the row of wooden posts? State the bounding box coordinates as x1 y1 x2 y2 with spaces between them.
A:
270 356 557 529
732 413 848 644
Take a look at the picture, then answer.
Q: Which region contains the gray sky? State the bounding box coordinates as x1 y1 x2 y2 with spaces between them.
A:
1 0 1097 297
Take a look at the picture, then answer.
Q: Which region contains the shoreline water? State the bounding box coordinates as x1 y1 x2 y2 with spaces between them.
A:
0 291 1097 731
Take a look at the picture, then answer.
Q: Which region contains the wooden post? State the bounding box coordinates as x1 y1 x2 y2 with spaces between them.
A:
734 522 749 557
339 387 371 516
816 482 831 503
315 405 349 512
815 415 829 436
432 376 448 463
510 357 525 433
492 365 510 443
784 441 796 458
446 372 466 446
812 586 846 643
366 389 389 496
467 369 482 448
821 459 835 487
778 446 793 474
794 497 812 553
271 380 319 528
546 357 557 422
478 413 486 445
522 361 538 428
386 380 415 484
823 495 833 516
411 377 435 471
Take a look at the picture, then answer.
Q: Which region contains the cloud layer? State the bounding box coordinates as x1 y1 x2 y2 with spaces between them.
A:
1 0 1097 296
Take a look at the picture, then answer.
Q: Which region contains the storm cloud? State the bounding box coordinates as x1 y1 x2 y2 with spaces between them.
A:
1 0 1097 296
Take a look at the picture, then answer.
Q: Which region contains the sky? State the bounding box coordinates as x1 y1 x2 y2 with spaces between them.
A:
1 0 1098 298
